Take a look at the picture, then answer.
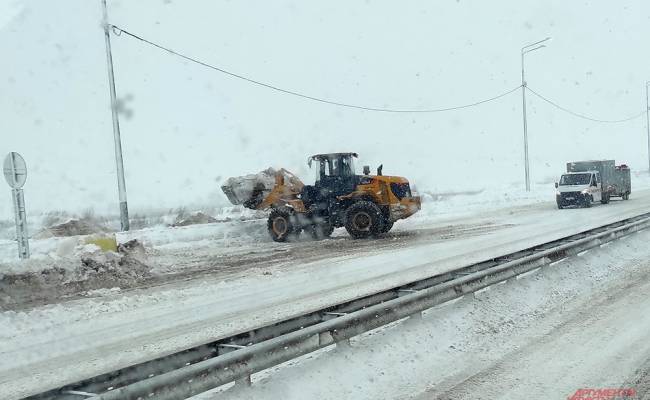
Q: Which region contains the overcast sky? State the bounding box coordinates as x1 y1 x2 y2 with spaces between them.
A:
1 0 649 217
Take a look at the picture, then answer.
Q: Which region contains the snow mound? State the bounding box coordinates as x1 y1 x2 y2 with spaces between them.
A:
0 239 151 310
171 211 218 227
35 218 112 239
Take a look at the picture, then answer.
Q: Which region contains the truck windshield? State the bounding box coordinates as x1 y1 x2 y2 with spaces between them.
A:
559 173 591 186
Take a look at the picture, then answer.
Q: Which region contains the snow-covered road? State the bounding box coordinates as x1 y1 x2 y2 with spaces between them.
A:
423 271 650 400
2 190 650 399
207 224 650 400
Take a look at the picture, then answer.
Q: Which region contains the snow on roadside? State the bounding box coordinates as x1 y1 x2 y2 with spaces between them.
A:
412 171 650 224
0 205 265 265
2 173 649 270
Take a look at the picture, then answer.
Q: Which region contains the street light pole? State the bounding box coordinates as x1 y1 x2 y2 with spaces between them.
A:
101 0 130 231
521 37 551 192
646 81 650 174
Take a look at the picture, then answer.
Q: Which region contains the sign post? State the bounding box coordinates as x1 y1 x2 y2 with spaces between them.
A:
3 152 29 259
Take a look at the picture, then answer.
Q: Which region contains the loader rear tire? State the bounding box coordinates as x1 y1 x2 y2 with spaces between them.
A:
268 208 295 242
345 201 384 239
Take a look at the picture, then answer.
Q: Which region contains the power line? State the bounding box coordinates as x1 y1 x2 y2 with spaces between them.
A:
527 86 646 124
110 25 521 113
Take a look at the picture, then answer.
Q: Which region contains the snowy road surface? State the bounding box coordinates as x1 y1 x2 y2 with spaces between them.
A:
422 271 650 400
1 190 650 399
207 227 650 400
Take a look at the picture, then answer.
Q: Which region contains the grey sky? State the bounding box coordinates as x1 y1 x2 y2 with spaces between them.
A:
1 0 649 216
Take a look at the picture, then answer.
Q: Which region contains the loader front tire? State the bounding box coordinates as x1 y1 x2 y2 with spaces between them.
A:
268 208 295 242
345 201 384 239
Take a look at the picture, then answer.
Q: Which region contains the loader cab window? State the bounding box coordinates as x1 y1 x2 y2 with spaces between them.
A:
330 158 340 176
328 156 355 177
314 156 356 182
313 160 326 182
340 156 355 177
313 159 338 182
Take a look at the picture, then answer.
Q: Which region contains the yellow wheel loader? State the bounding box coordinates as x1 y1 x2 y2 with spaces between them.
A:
221 153 421 242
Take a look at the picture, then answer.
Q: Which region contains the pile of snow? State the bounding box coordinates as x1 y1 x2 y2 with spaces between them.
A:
171 211 217 227
34 218 112 239
0 239 150 309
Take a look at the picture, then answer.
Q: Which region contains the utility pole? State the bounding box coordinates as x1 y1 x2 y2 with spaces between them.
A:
646 81 650 174
520 37 551 192
101 0 130 231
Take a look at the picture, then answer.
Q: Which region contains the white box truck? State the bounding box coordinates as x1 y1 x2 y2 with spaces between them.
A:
555 160 631 209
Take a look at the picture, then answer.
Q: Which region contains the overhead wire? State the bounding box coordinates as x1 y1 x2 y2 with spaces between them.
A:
527 86 646 124
110 24 521 113
110 25 647 122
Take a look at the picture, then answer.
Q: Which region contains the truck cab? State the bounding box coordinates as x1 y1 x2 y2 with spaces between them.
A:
555 171 602 208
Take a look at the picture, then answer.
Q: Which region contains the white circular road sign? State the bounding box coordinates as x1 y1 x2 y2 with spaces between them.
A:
3 152 27 189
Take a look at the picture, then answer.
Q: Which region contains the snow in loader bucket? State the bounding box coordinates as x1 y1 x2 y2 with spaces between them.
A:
221 167 302 210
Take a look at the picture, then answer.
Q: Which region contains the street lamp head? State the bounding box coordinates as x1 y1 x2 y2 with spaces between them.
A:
522 37 552 52
522 44 547 55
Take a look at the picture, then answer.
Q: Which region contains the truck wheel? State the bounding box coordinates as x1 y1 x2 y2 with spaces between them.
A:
307 221 334 240
267 208 295 242
600 193 610 204
583 195 592 208
623 192 630 200
345 201 384 239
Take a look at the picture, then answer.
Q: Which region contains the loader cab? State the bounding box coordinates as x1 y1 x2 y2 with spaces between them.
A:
310 152 356 180
304 153 359 205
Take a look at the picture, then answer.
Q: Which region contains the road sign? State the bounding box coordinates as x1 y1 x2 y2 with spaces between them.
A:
3 152 27 189
3 152 30 259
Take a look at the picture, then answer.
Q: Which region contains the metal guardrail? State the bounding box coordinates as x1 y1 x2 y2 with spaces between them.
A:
27 212 650 400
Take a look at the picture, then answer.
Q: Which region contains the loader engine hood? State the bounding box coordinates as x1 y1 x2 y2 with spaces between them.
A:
361 174 409 184
358 175 421 220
